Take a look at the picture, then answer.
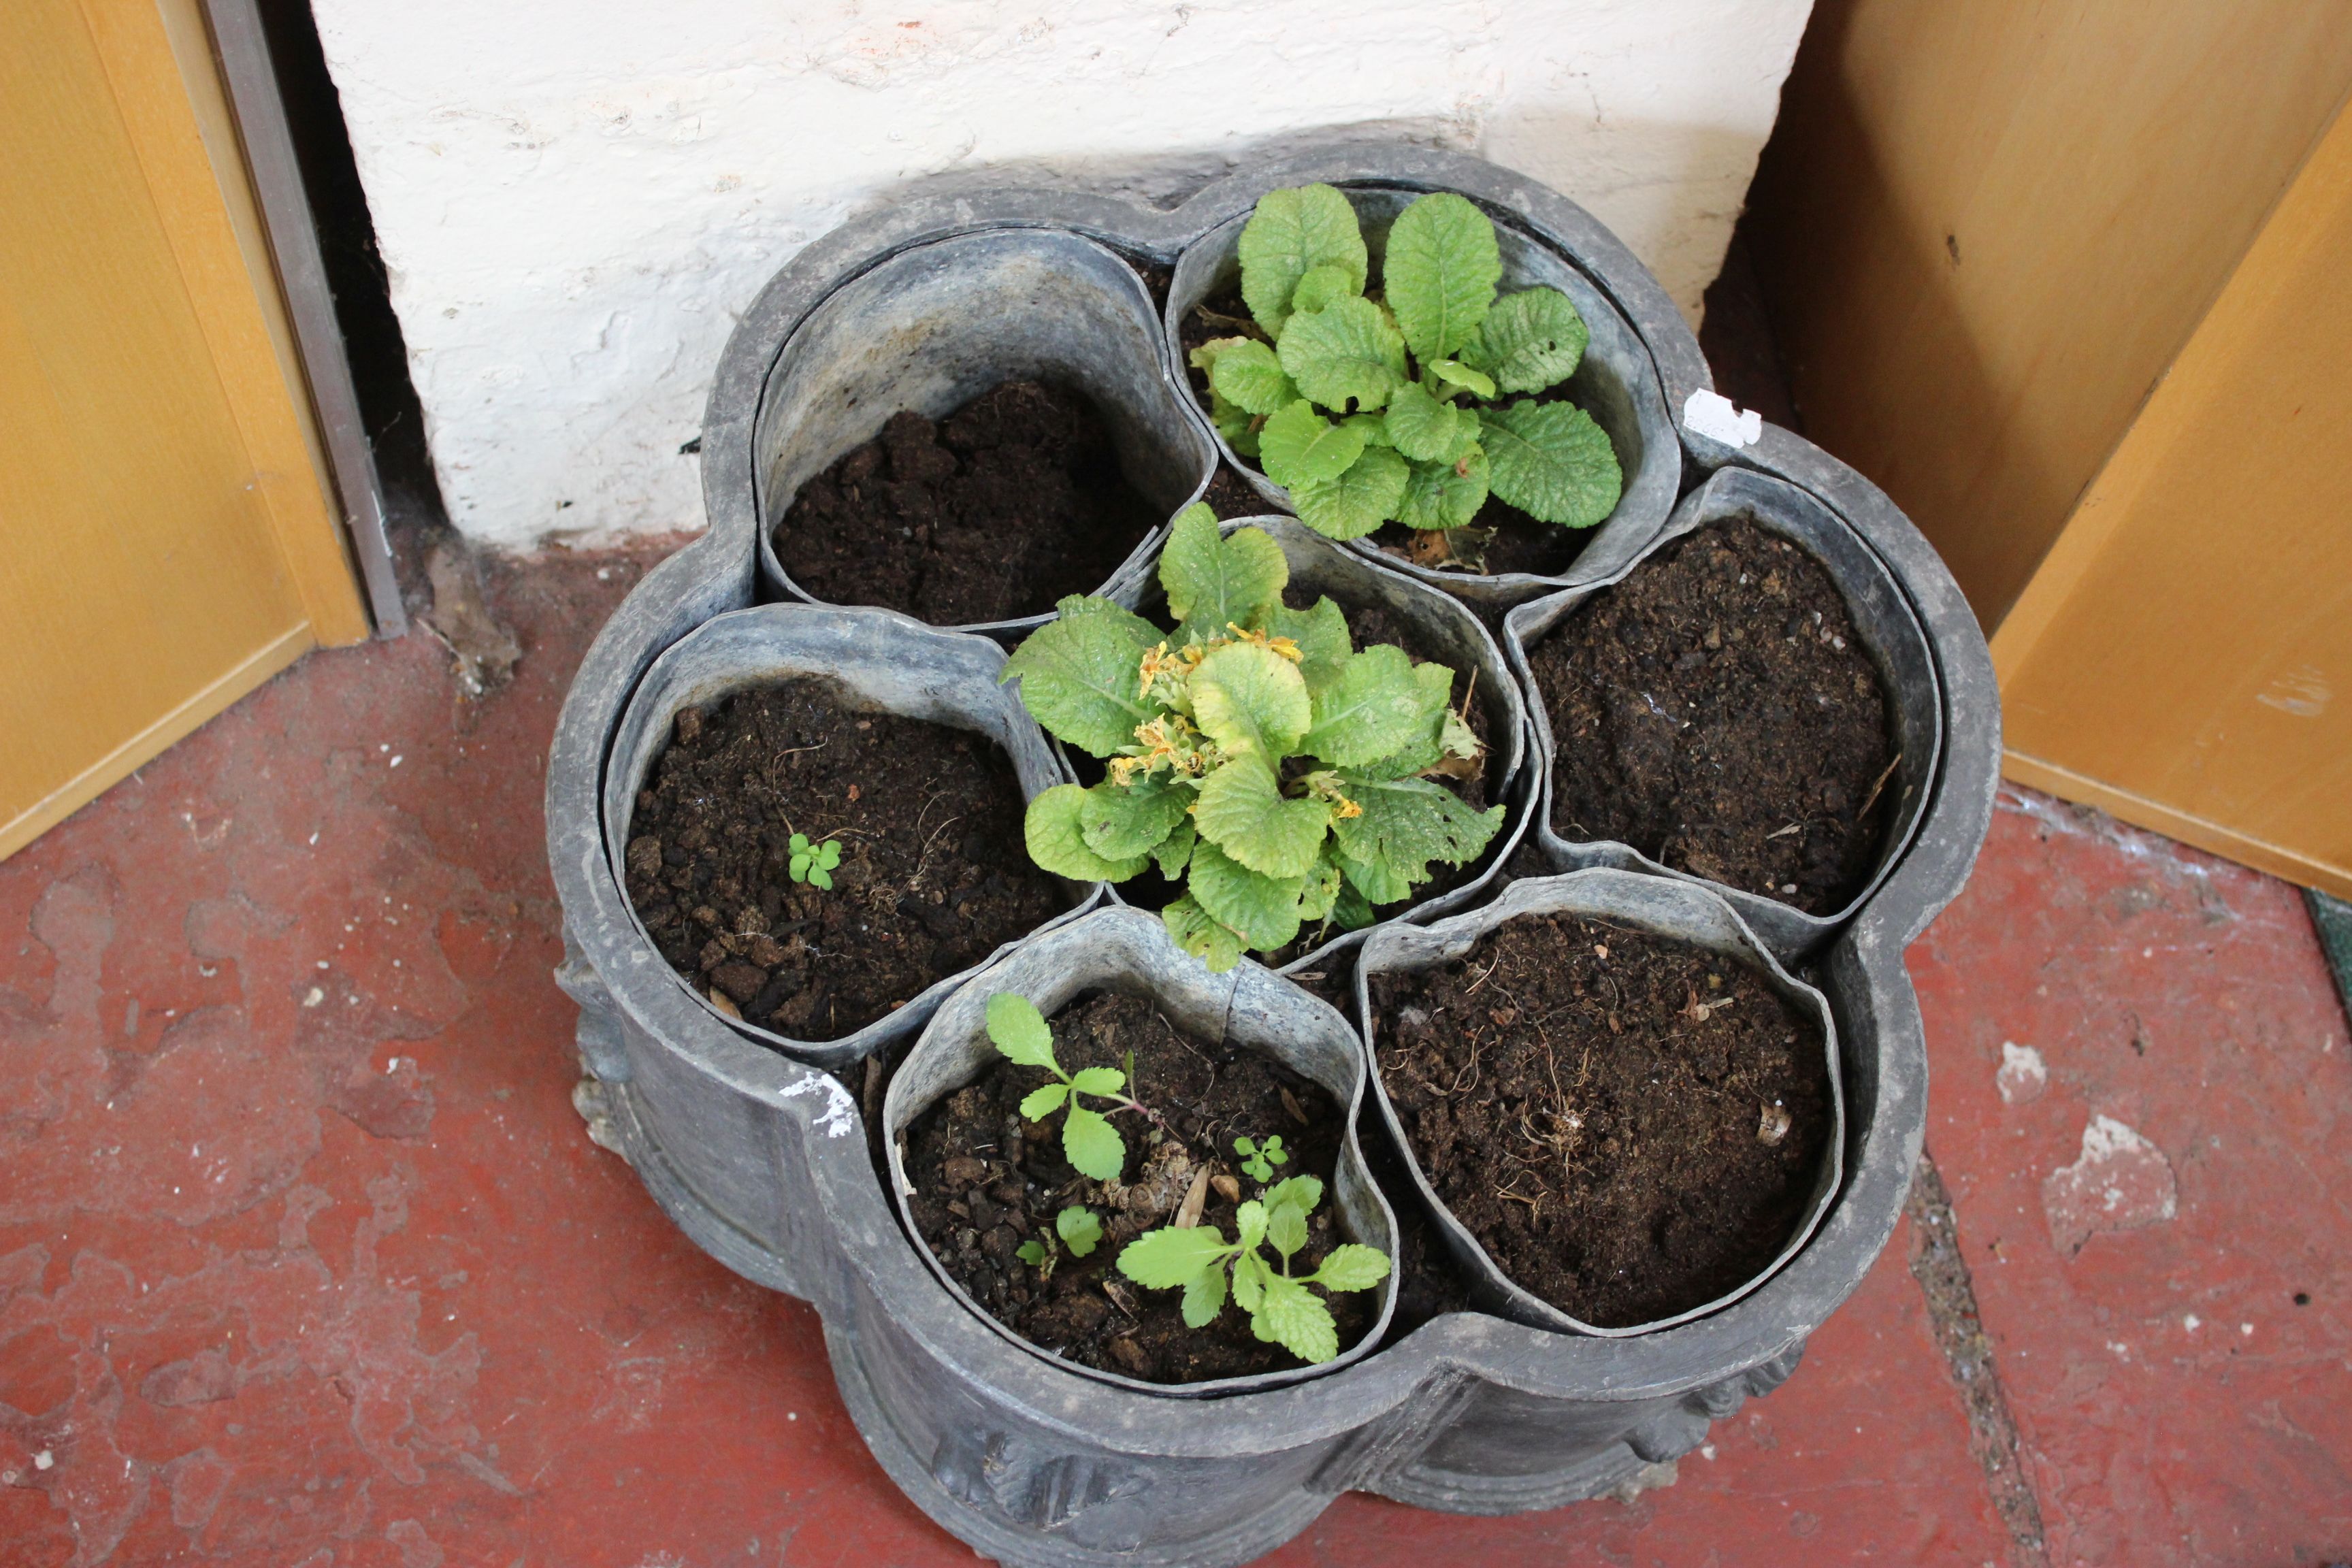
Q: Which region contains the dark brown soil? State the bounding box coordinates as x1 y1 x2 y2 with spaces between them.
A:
1181 295 1603 578
1373 913 1831 1328
1529 517 1897 913
623 679 1065 1041
1200 464 1271 519
772 380 1160 625
903 992 1375 1384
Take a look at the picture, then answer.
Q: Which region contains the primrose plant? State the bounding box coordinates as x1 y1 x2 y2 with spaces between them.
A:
1003 506 1505 970
787 832 841 890
1191 183 1621 552
1116 1175 1390 1365
985 993 1154 1181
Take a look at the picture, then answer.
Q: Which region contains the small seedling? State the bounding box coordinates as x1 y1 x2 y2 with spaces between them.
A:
1115 1175 1390 1364
787 832 842 889
1015 1205 1103 1277
985 994 1157 1182
1234 1133 1288 1183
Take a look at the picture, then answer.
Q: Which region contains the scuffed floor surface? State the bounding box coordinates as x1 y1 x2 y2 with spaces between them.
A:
1 546 2347 1567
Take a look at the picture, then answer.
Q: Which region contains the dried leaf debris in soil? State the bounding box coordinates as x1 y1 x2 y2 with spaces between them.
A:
904 992 1372 1383
624 679 1063 1040
1374 913 1830 1328
772 380 1161 625
1531 517 1896 913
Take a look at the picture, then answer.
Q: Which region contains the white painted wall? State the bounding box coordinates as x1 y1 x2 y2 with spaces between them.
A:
314 0 1812 550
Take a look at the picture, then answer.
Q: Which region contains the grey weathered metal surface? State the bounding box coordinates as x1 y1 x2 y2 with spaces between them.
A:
1355 868 1846 1337
1505 464 1946 962
602 602 1096 1071
1166 184 1680 612
1092 513 1530 978
543 142 2001 1567
753 227 1216 640
882 906 1401 1396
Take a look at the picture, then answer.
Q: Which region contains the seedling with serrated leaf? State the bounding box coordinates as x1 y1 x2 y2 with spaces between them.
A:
1190 182 1621 552
1002 506 1505 971
1015 1205 1104 1279
1234 1133 1288 1182
1115 1175 1390 1365
985 994 1156 1181
787 832 842 890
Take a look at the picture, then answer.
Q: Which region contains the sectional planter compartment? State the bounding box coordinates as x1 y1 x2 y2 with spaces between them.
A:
546 144 2000 1568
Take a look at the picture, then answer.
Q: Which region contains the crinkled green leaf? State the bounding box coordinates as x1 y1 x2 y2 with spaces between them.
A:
1117 1223 1235 1289
1334 843 1411 907
1230 1247 1267 1311
1152 817 1197 881
986 992 1058 1069
1001 598 1162 756
1301 644 1440 766
1188 839 1306 952
1396 451 1490 531
1480 399 1622 528
1235 1200 1269 1254
1264 1197 1309 1260
1180 1260 1229 1326
1266 595 1352 695
1062 1103 1125 1181
1295 849 1343 924
1277 297 1409 413
1205 338 1296 417
1331 879 1375 929
1311 1243 1392 1293
1025 784 1149 882
1192 755 1330 879
1161 893 1242 971
1343 412 1394 448
1464 287 1588 395
1428 358 1497 399
1016 1239 1047 1266
1383 382 1478 463
1256 400 1366 490
1190 641 1310 761
1256 1275 1341 1363
1206 385 1260 457
1289 262 1357 316
1019 1081 1070 1121
1262 1174 1325 1218
1237 184 1367 338
1330 773 1506 892
1292 444 1409 542
1160 506 1287 635
1068 1066 1125 1098
1079 775 1192 862
1057 1206 1102 1258
1384 191 1501 363
1348 662 1458 779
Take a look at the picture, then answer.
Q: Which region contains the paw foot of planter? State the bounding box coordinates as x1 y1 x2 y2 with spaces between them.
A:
572 1076 628 1161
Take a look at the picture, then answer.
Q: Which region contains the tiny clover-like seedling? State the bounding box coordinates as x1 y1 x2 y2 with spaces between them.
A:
787 832 842 890
1190 182 1621 546
1002 506 1505 972
1235 1134 1288 1183
1114 1175 1391 1365
985 993 1151 1182
1015 1205 1103 1278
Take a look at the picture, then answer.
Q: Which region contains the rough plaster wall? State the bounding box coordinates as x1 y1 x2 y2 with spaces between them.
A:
312 0 1811 549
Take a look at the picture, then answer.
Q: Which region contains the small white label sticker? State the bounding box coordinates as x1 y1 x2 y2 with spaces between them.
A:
1683 389 1762 448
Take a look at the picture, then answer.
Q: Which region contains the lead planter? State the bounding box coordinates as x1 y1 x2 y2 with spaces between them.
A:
1356 868 1845 1336
1166 184 1682 610
546 144 1999 1568
1504 464 1946 962
603 604 1097 1070
882 907 1401 1394
756 226 1218 640
1097 513 1531 979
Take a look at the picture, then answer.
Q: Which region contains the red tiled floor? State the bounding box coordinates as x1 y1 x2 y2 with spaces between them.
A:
1909 791 2352 1567
1 547 2346 1565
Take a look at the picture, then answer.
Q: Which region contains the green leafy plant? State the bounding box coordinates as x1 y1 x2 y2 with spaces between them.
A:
1234 1133 1288 1182
1002 506 1505 971
1015 1205 1104 1277
1115 1175 1390 1364
787 832 842 889
985 993 1156 1181
1190 183 1621 553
